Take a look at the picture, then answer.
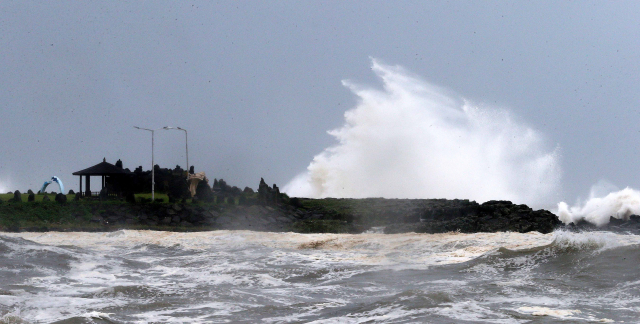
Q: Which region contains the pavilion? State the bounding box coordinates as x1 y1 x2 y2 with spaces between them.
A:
72 158 132 197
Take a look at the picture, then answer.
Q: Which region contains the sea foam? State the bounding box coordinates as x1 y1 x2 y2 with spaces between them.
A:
557 186 640 225
284 59 561 207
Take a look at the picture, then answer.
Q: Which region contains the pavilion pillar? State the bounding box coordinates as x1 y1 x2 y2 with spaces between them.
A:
85 176 91 196
79 176 82 195
101 176 104 189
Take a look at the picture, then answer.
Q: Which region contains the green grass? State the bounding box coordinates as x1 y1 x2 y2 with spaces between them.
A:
0 193 75 202
134 193 171 201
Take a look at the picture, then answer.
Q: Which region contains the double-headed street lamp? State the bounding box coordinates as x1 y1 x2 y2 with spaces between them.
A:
163 126 188 180
133 126 157 201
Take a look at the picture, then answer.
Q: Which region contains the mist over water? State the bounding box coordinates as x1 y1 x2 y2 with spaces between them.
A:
285 60 561 207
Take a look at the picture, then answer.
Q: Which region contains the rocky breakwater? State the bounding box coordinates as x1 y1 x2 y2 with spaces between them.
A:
78 199 561 234
382 199 561 234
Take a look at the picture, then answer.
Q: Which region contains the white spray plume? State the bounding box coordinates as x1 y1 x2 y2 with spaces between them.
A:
557 181 640 226
284 59 561 207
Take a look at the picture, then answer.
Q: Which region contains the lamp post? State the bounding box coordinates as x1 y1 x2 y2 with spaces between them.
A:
162 126 188 180
134 126 156 201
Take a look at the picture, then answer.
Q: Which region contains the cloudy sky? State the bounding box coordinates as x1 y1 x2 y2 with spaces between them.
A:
1 1 639 207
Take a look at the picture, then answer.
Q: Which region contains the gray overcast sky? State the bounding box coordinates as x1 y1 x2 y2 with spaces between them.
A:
1 1 639 206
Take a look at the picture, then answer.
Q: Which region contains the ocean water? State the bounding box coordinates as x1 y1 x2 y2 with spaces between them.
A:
1 229 638 323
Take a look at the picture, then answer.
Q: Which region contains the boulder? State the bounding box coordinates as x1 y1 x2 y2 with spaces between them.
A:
99 188 108 201
27 189 34 195
55 193 67 204
12 190 22 203
42 195 50 202
68 189 75 195
125 192 136 204
74 192 82 201
28 193 35 202
257 178 280 206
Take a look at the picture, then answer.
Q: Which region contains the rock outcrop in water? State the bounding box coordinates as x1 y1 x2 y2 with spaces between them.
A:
560 215 640 233
383 200 560 234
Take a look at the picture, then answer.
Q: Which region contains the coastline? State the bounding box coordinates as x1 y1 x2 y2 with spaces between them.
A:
0 198 563 234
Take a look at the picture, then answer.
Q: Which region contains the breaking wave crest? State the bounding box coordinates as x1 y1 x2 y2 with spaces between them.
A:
557 185 640 226
284 59 561 207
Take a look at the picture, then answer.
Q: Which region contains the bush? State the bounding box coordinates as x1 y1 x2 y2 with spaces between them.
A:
289 197 303 209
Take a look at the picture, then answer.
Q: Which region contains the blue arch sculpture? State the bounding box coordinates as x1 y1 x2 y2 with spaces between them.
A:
39 176 65 195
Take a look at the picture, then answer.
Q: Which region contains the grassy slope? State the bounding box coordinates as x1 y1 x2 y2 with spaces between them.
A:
0 193 172 202
0 200 218 232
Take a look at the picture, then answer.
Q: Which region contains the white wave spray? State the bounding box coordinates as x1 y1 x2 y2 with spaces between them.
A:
557 181 640 226
284 59 561 207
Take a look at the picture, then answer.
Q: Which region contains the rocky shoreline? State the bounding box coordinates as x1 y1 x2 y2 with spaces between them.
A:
0 197 568 234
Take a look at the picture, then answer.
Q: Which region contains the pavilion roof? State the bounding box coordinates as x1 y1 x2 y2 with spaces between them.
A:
72 158 132 176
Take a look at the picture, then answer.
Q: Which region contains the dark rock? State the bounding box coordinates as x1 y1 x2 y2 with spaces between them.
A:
68 189 75 195
74 192 82 201
28 193 35 202
257 178 281 206
55 193 67 204
99 188 108 201
12 190 22 203
42 195 50 202
125 192 136 204
609 216 626 226
27 189 34 195
289 197 303 208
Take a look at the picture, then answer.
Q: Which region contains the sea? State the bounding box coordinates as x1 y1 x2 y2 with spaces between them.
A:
0 229 638 323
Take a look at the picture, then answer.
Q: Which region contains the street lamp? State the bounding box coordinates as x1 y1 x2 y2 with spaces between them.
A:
162 126 188 180
134 126 156 201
